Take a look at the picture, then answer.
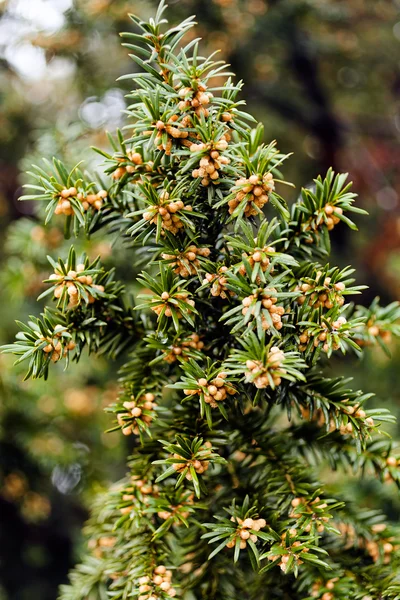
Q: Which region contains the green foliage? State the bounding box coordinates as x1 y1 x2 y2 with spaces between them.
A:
20 159 109 238
136 265 197 332
154 436 225 498
2 311 73 380
3 2 400 599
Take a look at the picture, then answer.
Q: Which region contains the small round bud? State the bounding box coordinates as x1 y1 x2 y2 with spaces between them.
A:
242 518 254 528
159 581 171 591
215 139 228 151
368 325 380 337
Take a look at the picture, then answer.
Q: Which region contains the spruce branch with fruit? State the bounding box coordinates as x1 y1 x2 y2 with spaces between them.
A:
3 2 400 599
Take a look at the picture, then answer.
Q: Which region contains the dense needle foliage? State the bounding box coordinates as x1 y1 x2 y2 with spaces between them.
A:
3 3 400 599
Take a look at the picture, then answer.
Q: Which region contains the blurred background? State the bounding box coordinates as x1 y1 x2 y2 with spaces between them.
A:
1 1 400 598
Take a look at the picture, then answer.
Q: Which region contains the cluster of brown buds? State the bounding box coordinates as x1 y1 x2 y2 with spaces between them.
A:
290 497 330 534
184 372 237 408
55 187 107 215
267 530 310 572
116 392 157 436
335 520 357 549
335 521 396 564
138 566 177 599
338 421 355 436
297 331 311 352
340 403 374 434
220 110 234 123
245 346 285 389
172 441 212 480
366 320 392 343
79 189 107 211
163 333 205 363
366 524 398 564
177 83 212 117
162 246 210 277
157 493 194 521
228 173 274 216
310 578 339 599
302 205 344 236
154 115 191 155
54 187 77 216
151 290 195 319
88 535 116 559
112 150 143 179
298 403 373 435
298 405 338 434
298 316 347 353
191 139 230 186
238 246 276 276
131 476 158 496
202 266 233 299
242 289 285 331
226 516 267 550
324 204 343 231
296 277 345 310
49 263 104 307
41 335 75 363
120 477 159 514
143 191 192 235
